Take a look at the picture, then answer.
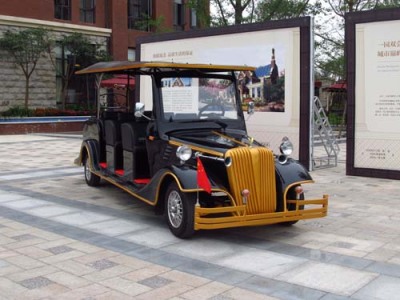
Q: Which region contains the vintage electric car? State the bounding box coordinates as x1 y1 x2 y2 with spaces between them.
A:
75 61 328 238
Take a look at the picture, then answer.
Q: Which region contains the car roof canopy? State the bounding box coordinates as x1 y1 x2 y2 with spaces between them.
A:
76 61 256 75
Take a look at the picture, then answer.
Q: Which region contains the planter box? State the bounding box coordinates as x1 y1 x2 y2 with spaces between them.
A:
0 116 90 135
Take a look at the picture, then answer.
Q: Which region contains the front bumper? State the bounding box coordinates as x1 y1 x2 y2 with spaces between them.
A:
194 195 328 230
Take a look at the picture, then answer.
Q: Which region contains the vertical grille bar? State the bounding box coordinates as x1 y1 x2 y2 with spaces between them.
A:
226 147 276 214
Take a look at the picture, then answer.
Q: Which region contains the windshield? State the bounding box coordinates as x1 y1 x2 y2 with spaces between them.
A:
161 77 239 121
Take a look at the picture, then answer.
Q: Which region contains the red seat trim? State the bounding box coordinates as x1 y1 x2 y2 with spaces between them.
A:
115 169 124 176
134 178 150 184
99 162 107 169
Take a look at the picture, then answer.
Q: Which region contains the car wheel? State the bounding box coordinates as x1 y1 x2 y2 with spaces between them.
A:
165 181 195 238
281 186 304 226
84 156 100 187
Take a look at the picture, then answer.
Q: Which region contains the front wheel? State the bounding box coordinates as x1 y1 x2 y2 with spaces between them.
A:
165 182 195 238
281 186 304 226
84 156 100 187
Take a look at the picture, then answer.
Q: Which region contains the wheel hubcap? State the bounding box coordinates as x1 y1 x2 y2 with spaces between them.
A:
167 190 183 228
85 159 91 180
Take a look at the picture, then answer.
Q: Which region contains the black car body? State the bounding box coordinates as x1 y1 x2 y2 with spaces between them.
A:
75 61 328 238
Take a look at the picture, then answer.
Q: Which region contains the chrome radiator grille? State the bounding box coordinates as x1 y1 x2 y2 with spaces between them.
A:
225 147 276 214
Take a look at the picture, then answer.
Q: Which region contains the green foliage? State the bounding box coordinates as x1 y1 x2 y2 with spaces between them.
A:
59 32 111 68
134 14 172 33
255 0 318 21
0 27 52 65
188 0 211 27
0 106 34 117
0 106 95 118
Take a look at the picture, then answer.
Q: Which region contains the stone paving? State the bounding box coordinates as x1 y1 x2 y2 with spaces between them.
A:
0 134 399 299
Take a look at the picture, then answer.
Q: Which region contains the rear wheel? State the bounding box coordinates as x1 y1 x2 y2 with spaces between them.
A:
165 182 195 238
84 156 100 187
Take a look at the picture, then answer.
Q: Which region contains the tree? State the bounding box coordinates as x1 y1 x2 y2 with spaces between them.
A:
255 0 318 21
315 0 400 80
205 0 256 26
52 32 111 109
0 28 53 109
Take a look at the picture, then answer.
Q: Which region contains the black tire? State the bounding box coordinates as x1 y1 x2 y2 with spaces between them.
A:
281 186 304 226
84 156 101 187
165 181 195 238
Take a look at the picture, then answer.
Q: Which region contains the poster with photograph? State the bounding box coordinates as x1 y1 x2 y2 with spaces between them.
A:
139 26 303 158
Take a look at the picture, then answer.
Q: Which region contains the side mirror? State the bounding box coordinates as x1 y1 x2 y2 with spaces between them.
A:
247 101 255 115
134 102 145 118
134 102 152 120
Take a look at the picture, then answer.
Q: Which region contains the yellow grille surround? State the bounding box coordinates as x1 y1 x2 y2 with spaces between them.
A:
226 147 276 214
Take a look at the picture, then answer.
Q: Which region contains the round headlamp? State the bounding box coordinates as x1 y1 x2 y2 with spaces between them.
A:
176 145 192 162
279 137 293 156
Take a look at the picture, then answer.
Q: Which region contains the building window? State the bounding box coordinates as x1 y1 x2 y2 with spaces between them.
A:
128 0 152 31
190 8 198 29
80 0 96 23
128 48 136 61
55 0 71 20
173 0 185 31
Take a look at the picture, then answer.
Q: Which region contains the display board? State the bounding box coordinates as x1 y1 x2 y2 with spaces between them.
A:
137 18 313 169
346 8 400 179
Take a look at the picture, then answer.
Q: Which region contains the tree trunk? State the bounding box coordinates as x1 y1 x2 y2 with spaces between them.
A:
24 77 30 110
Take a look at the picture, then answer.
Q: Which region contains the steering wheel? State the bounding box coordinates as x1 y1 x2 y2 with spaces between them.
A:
199 104 225 118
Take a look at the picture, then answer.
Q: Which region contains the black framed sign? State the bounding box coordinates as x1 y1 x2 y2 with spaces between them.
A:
346 8 400 180
137 17 313 169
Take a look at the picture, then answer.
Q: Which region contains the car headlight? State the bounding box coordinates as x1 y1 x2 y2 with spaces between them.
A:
279 137 293 156
176 145 192 162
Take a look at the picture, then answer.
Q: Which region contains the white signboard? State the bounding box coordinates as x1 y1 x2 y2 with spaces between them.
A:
355 20 400 170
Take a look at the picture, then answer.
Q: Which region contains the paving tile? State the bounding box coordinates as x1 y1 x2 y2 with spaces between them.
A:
119 227 180 248
40 250 85 264
45 283 111 300
100 276 152 297
0 262 23 276
12 233 37 241
134 282 193 300
220 287 279 300
20 282 71 299
72 249 118 265
18 276 54 289
159 270 210 287
216 249 307 278
28 205 77 218
15 245 52 259
65 241 103 254
43 270 91 289
108 254 152 270
0 277 28 298
180 281 232 300
277 261 377 296
1 198 49 210
352 275 400 300
238 275 327 300
51 211 113 226
87 258 118 270
34 238 75 250
83 264 133 282
5 254 45 269
8 265 58 281
138 275 173 288
82 218 147 236
46 245 74 255
54 260 95 276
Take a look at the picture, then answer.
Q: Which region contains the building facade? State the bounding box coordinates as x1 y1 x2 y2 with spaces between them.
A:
0 0 203 111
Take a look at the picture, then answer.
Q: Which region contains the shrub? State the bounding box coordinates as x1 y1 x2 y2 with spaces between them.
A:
0 106 95 118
